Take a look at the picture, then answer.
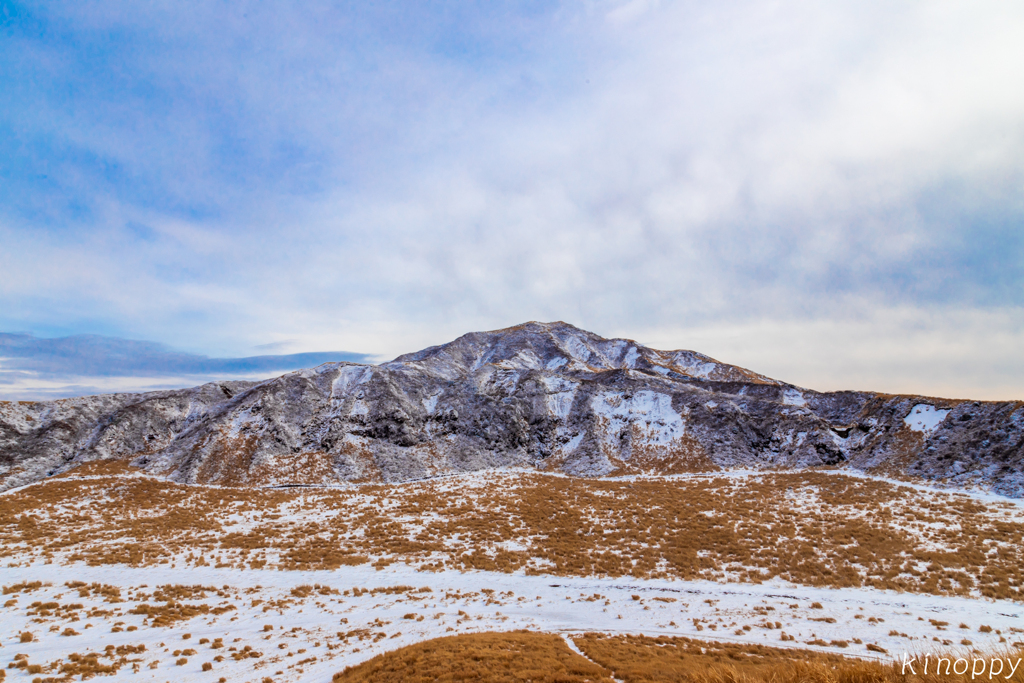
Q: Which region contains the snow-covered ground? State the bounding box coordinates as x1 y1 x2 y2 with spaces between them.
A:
2 562 1022 683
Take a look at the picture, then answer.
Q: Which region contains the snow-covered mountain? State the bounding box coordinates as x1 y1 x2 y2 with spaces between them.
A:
1 322 1022 494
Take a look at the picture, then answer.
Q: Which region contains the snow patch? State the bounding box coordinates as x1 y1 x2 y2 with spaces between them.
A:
331 365 373 398
422 393 441 414
542 376 578 420
904 404 950 434
782 389 806 406
512 350 542 370
562 336 592 362
547 392 576 420
562 432 584 453
546 356 568 370
562 633 593 661
591 390 685 447
671 354 717 379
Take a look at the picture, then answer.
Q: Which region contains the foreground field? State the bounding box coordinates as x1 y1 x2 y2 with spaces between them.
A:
2 561 1022 683
334 631 1024 683
1 465 1023 682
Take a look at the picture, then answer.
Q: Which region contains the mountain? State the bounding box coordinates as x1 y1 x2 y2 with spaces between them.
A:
1 322 1022 495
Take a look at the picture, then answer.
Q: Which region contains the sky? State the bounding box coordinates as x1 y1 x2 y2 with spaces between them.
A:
1 0 1023 400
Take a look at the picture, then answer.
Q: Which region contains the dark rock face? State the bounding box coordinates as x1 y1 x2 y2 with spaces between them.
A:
1 322 1022 495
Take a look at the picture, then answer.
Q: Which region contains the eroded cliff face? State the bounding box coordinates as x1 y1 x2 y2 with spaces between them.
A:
1 322 1022 494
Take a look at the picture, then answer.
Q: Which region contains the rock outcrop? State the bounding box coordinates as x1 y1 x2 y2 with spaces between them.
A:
1 322 1022 495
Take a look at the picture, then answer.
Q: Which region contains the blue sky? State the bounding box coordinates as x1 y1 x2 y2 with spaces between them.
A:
1 0 1023 400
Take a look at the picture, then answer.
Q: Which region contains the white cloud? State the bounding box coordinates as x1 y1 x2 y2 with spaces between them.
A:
2 1 1023 398
630 304 1024 401
605 0 661 26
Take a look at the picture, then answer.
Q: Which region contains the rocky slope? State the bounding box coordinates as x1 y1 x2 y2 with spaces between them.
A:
1 322 1022 495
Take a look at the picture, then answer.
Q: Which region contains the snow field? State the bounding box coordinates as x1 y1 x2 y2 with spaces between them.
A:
3 562 1023 683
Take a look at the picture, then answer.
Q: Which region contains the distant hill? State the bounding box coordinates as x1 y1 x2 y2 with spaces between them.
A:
2 322 1021 495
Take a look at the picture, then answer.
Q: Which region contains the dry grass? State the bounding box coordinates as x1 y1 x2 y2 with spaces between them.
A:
332 632 1024 683
3 581 44 595
332 630 614 683
1 470 1022 599
3 644 147 682
573 634 861 682
127 599 236 626
574 634 1024 683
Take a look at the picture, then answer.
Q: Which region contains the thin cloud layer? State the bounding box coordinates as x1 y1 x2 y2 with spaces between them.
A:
1 1 1022 399
0 333 369 400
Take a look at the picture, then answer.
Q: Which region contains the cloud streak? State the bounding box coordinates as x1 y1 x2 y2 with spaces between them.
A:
0 333 369 400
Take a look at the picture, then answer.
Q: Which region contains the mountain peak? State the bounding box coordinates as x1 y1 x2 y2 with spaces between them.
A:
392 321 778 386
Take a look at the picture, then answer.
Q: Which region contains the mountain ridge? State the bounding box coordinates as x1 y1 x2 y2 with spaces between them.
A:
1 321 1021 495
